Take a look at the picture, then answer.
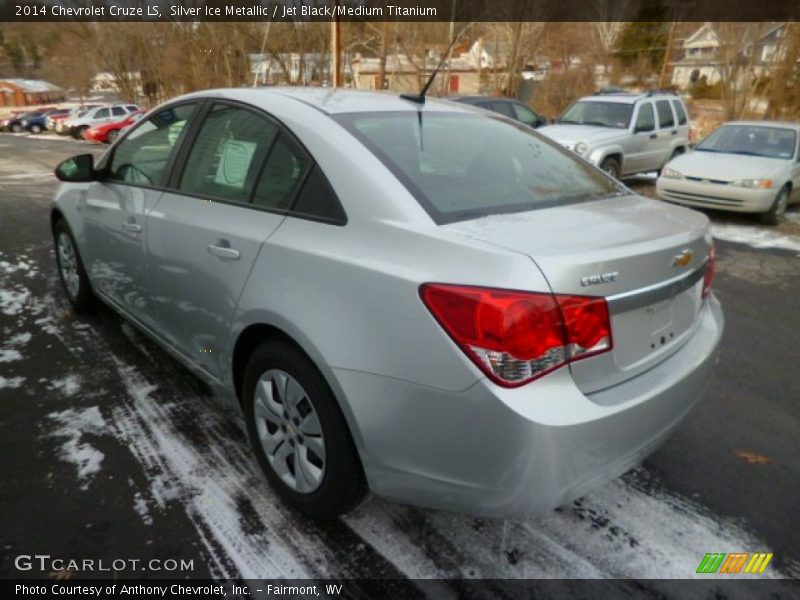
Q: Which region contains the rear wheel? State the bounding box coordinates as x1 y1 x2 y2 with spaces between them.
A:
107 129 119 143
600 156 621 179
74 126 88 139
30 124 42 134
760 186 790 226
10 123 22 133
54 220 95 312
243 341 365 519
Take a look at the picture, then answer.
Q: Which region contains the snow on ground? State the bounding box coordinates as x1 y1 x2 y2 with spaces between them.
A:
46 406 109 489
47 374 83 397
0 375 25 389
98 351 793 583
710 220 800 253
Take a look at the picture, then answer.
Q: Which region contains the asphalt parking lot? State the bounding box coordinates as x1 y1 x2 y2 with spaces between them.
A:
1 133 799 589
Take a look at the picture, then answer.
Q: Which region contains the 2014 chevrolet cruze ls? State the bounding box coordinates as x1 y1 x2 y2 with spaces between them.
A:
51 88 723 519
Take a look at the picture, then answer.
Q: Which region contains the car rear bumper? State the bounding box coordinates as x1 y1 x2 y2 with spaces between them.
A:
334 295 723 518
657 178 775 213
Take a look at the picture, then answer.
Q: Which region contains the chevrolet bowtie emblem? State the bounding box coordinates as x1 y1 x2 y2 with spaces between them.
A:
672 249 693 267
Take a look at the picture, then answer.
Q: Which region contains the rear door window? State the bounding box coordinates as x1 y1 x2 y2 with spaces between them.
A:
178 103 279 204
655 100 675 129
490 102 516 119
111 106 127 117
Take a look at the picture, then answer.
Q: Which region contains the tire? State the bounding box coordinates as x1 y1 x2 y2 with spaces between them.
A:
76 126 89 140
53 220 95 312
30 124 42 134
760 186 790 226
600 156 621 179
243 340 365 519
107 129 119 143
10 123 22 133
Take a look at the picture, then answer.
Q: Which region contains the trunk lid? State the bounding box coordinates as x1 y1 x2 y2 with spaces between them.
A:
443 195 711 394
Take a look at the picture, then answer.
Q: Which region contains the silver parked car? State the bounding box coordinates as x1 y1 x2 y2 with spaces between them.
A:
657 121 800 224
51 88 723 519
539 91 692 179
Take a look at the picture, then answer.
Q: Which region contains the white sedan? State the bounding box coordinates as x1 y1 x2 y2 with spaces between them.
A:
657 121 800 224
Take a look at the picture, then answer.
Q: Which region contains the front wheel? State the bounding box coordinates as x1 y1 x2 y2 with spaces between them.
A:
54 220 95 312
107 129 119 143
10 123 22 133
760 187 790 226
243 341 365 519
600 156 621 179
30 124 42 134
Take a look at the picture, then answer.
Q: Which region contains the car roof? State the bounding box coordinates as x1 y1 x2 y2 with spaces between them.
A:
178 87 480 116
718 120 800 131
576 93 681 105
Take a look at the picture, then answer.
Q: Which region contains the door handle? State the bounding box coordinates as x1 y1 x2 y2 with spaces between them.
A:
122 220 142 233
649 133 657 139
207 240 240 260
671 130 678 136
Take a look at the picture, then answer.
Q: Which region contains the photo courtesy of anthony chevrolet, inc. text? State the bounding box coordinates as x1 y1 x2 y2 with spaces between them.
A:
0 0 799 598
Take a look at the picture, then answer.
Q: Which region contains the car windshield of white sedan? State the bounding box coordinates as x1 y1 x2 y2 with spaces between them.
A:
696 125 797 160
557 101 633 129
337 112 621 223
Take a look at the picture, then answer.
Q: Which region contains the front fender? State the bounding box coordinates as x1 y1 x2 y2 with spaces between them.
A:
587 145 625 168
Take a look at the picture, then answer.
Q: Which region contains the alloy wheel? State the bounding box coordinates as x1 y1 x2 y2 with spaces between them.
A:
253 369 326 494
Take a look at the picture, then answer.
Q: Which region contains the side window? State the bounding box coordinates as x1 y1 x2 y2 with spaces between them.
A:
179 104 280 204
671 100 688 126
655 100 675 129
94 108 109 119
111 106 126 117
511 103 541 127
290 165 347 225
490 102 516 119
125 105 138 112
252 133 312 210
634 103 655 132
107 103 195 187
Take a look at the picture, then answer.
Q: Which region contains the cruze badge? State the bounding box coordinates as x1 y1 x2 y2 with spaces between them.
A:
672 249 694 268
581 271 619 287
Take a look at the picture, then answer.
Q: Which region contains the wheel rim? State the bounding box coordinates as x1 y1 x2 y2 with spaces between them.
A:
604 162 618 178
253 369 326 494
108 130 118 142
57 232 80 298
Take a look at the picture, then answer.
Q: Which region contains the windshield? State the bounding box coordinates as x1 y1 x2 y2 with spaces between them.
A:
696 125 797 160
335 111 621 224
558 101 633 129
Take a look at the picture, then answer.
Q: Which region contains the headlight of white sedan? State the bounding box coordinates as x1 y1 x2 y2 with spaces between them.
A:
661 168 684 180
574 141 588 156
731 179 773 189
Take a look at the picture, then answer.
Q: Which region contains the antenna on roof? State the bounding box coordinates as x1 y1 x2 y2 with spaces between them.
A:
400 28 464 105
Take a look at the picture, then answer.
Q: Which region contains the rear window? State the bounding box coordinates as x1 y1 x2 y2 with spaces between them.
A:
335 112 620 224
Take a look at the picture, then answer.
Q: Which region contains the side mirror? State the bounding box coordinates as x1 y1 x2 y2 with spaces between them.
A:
55 154 96 182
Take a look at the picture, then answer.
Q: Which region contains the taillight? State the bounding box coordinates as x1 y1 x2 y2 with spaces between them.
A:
702 242 715 298
420 284 612 387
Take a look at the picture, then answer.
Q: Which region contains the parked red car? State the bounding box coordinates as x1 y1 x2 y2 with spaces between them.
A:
82 110 144 143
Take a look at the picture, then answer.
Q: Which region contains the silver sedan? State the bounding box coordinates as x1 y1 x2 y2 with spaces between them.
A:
657 121 800 224
50 88 723 519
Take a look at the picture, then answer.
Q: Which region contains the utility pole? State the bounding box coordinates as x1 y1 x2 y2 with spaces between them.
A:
659 21 677 88
331 0 343 87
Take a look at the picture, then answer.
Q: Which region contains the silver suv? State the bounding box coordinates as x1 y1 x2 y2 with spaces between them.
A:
539 91 691 179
